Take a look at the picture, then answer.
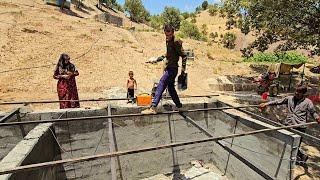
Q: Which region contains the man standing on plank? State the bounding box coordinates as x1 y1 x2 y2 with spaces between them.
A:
142 24 187 114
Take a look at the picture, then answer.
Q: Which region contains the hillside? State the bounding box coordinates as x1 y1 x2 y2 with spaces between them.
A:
193 10 256 51
0 0 262 110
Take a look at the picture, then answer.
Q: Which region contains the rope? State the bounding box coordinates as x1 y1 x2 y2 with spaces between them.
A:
47 112 68 153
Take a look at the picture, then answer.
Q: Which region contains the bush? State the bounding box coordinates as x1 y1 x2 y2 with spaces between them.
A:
149 15 163 30
202 1 209 10
244 52 308 64
181 12 190 20
195 6 202 14
221 32 236 49
179 20 205 41
201 24 208 36
209 32 219 41
190 17 196 23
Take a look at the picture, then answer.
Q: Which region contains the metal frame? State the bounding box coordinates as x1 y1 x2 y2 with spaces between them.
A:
178 112 275 180
0 95 219 105
0 105 259 127
0 108 26 137
0 122 316 176
221 101 320 147
1 99 319 179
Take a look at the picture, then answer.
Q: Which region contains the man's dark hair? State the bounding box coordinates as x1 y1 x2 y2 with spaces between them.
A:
163 24 174 32
296 85 308 94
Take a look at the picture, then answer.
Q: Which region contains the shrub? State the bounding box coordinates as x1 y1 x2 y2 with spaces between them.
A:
221 32 236 49
244 52 308 64
179 20 204 41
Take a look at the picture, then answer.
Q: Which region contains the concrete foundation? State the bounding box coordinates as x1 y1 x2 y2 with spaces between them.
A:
0 123 65 180
0 99 301 180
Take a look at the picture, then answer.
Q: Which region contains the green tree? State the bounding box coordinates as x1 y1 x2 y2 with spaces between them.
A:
150 15 164 30
102 0 124 12
222 0 320 55
226 17 235 30
202 1 209 10
221 32 237 49
102 0 116 6
195 6 202 14
124 0 149 23
114 3 124 12
161 6 181 30
181 12 190 20
180 20 203 41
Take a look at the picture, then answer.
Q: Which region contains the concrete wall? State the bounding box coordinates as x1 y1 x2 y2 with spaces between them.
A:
0 109 34 161
0 123 66 180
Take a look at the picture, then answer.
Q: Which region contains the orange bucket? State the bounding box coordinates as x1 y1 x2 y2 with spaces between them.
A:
136 93 152 106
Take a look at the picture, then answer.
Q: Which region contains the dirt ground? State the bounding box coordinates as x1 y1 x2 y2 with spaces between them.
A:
0 0 319 179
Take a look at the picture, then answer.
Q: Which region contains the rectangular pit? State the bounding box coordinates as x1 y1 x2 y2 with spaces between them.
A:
0 99 300 180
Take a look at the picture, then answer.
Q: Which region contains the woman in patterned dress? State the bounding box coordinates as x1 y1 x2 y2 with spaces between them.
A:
53 53 80 109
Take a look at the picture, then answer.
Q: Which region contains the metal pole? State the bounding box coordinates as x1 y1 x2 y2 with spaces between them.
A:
0 105 260 127
65 111 77 179
289 136 300 180
0 95 219 105
219 101 320 146
204 102 209 128
107 105 117 180
289 67 293 91
223 116 239 175
167 114 180 176
274 142 287 178
236 108 320 146
16 112 26 137
179 112 275 180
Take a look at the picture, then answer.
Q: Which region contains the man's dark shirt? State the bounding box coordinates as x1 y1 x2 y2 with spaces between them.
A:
165 37 187 69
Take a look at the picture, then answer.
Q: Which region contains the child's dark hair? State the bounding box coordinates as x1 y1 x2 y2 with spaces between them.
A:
163 24 174 32
129 71 133 75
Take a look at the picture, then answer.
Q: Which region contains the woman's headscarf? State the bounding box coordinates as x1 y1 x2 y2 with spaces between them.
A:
54 53 75 73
